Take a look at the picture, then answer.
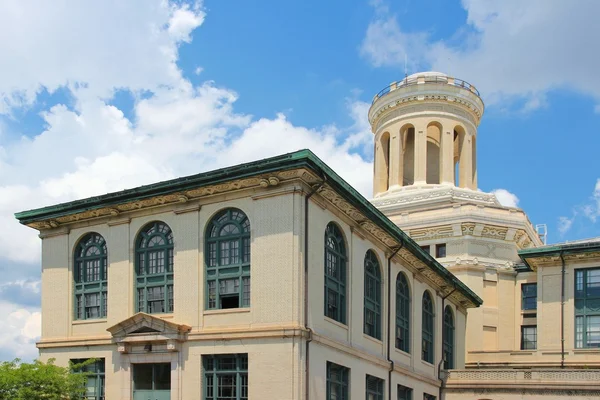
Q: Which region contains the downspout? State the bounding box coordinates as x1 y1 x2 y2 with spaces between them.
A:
387 242 404 400
560 251 566 369
438 283 457 400
304 178 325 400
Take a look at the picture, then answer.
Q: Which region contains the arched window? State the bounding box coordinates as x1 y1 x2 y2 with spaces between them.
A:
206 208 251 309
364 250 381 339
396 272 410 352
324 222 347 324
422 291 435 363
444 305 455 369
74 233 107 320
135 221 174 314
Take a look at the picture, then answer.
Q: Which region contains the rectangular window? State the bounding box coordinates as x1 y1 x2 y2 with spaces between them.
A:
397 384 412 400
203 354 248 400
420 245 430 254
521 283 537 311
85 293 101 319
435 244 446 258
326 362 349 400
71 358 105 400
366 375 384 400
521 325 537 350
147 286 165 313
575 268 600 348
423 394 436 400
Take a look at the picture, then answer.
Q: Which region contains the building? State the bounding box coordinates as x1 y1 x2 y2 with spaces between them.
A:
16 151 482 399
368 71 600 399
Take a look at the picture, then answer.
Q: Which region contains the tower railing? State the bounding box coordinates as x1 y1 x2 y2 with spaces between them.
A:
372 75 480 104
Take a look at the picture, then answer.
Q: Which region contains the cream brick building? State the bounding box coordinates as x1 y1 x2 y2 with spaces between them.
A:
368 71 600 399
16 151 481 400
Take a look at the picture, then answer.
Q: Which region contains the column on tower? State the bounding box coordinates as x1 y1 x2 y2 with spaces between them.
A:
459 130 474 189
441 127 455 185
413 124 427 184
389 125 402 188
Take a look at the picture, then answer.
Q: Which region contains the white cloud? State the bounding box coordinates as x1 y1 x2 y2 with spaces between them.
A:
491 188 519 208
0 0 205 112
0 302 40 361
360 0 600 109
557 216 574 235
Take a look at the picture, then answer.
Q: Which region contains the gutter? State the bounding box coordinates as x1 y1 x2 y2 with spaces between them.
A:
304 178 325 400
438 284 457 400
386 243 404 400
559 251 566 369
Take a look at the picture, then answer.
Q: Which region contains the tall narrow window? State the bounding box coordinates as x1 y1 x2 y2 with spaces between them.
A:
521 283 537 311
443 306 455 369
326 362 349 400
423 394 436 400
203 354 248 400
422 291 434 364
74 233 108 320
396 273 410 353
135 221 174 314
71 358 105 400
366 375 384 400
364 250 382 339
324 223 347 324
397 385 413 400
206 208 251 310
521 325 537 350
575 268 600 348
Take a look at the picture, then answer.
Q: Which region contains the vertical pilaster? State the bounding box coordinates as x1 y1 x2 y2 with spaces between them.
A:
472 135 478 189
459 132 473 189
414 125 427 184
389 126 402 188
441 128 454 185
374 140 385 196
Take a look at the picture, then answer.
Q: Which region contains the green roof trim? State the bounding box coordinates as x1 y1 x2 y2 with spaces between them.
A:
518 239 600 269
15 149 482 306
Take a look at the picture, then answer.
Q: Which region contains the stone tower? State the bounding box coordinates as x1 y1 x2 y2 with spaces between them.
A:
369 72 543 366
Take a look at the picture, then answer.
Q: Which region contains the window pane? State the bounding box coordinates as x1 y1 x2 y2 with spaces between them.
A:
154 363 171 390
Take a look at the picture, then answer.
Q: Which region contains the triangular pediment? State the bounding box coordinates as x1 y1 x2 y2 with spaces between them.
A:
107 312 191 339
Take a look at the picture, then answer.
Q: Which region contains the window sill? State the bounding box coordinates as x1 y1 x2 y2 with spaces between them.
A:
573 348 600 354
510 350 535 355
421 359 434 368
394 347 411 358
324 316 348 330
72 318 107 325
363 333 383 345
204 308 251 315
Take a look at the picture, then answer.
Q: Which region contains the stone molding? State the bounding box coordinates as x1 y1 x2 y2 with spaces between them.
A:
372 186 500 208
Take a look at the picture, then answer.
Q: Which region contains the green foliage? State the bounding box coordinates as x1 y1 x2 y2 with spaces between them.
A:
0 358 88 400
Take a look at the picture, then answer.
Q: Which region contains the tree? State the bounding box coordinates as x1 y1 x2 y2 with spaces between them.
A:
0 358 89 400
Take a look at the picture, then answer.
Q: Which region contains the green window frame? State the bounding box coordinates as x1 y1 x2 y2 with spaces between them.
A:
443 306 455 369
74 233 107 320
422 291 435 364
135 221 174 314
521 283 537 311
521 325 537 350
423 394 436 400
366 375 384 400
575 268 600 348
324 222 347 324
71 358 105 400
203 354 248 400
326 362 349 400
364 250 382 339
395 272 410 353
206 208 251 310
397 385 412 400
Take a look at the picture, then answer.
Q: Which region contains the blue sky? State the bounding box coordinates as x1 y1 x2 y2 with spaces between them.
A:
0 0 599 360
